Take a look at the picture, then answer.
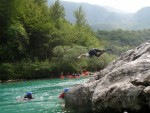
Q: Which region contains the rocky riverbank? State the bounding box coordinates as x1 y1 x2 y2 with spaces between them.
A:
0 79 25 83
65 41 150 113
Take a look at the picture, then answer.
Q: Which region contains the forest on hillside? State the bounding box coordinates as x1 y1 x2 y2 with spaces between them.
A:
97 29 150 55
0 0 150 81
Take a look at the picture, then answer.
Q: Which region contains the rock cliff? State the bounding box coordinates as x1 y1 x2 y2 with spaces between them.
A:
65 41 150 113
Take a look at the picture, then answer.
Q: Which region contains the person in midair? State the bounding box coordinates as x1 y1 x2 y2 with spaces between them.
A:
78 48 113 59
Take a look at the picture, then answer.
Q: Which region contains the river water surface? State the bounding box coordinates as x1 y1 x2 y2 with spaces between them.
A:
0 78 89 113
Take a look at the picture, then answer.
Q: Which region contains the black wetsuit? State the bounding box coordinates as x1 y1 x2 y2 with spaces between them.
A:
88 49 105 57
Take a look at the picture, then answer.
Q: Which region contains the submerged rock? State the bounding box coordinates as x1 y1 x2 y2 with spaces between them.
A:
65 41 150 113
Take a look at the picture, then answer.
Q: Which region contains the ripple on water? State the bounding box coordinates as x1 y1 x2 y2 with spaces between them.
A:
0 78 89 113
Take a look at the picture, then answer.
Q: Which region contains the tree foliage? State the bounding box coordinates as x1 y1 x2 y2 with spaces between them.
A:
0 0 123 80
49 0 65 29
96 29 150 55
74 6 87 28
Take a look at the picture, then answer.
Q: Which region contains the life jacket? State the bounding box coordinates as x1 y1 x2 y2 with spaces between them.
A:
89 49 97 56
59 92 65 98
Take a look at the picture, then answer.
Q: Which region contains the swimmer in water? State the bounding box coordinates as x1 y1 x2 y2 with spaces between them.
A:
24 92 33 100
59 88 69 99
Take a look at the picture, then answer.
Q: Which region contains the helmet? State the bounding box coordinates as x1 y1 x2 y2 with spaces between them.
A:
26 92 32 96
64 88 69 93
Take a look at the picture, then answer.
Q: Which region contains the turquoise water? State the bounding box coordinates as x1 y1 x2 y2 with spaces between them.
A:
0 78 89 113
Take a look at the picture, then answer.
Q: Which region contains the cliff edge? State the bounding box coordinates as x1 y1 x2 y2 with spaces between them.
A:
65 41 150 113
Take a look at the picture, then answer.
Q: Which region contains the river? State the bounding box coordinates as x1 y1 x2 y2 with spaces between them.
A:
0 77 89 113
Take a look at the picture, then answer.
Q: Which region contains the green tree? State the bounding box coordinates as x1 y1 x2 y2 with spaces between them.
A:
74 6 87 28
13 0 54 60
52 45 88 73
34 0 47 5
6 22 29 61
14 0 50 33
0 0 14 35
49 0 65 29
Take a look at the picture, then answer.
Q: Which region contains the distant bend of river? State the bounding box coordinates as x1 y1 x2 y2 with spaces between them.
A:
0 78 89 113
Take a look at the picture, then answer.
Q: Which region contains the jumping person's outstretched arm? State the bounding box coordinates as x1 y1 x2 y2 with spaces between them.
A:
78 52 90 59
78 54 87 59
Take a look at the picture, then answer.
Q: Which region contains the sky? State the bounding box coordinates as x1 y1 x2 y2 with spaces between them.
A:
62 0 150 13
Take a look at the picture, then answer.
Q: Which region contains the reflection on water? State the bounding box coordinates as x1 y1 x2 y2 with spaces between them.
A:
0 78 89 113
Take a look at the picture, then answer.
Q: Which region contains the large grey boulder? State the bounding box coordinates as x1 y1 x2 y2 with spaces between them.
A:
65 41 150 113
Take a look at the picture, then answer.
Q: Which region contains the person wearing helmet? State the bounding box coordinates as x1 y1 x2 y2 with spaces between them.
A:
59 88 69 99
24 92 33 100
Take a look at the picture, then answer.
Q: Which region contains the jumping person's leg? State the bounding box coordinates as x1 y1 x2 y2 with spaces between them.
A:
78 53 89 58
94 49 102 52
95 49 108 57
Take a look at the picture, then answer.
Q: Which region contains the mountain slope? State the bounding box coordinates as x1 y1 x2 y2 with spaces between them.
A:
48 0 150 30
133 7 150 29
